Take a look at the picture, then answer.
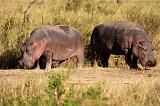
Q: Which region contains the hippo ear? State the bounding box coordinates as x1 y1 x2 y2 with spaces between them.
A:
21 43 26 51
139 40 148 51
31 42 39 48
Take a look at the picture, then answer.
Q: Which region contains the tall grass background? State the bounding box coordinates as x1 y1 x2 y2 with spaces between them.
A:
0 0 160 68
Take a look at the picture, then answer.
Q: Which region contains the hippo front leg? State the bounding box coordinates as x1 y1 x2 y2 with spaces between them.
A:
100 53 110 67
39 55 46 69
45 52 52 70
131 55 138 69
125 53 138 69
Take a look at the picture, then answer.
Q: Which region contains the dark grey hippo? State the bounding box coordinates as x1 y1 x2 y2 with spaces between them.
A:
19 25 84 69
90 21 156 69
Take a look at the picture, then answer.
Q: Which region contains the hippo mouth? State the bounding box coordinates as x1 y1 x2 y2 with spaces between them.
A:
146 60 156 67
19 58 35 69
140 59 156 67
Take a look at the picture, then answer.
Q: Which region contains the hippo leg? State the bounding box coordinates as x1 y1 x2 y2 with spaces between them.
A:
39 55 46 69
91 50 97 67
131 56 138 69
125 51 132 69
125 53 138 69
91 50 101 67
36 60 40 69
100 53 110 67
45 52 52 70
32 60 39 69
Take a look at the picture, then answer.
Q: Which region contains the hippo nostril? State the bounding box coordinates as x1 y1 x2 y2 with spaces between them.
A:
152 60 156 66
147 60 156 67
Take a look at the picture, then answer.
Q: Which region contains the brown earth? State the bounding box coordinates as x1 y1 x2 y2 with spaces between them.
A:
0 67 160 85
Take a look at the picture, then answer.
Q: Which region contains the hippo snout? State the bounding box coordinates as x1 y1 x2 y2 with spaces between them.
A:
147 59 156 67
19 58 35 69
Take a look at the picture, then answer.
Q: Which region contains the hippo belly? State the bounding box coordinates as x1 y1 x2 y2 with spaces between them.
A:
46 35 76 60
51 47 75 60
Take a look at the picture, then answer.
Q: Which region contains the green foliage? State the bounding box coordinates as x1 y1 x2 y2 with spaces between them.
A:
47 74 65 97
63 85 82 106
1 17 16 48
45 74 65 105
63 99 82 106
16 97 26 106
126 4 160 38
29 96 42 106
66 0 83 11
82 86 101 101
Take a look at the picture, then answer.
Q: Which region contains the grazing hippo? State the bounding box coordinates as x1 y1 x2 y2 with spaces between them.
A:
90 21 156 69
19 25 84 69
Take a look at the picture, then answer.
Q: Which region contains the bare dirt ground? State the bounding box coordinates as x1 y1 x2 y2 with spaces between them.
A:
0 67 160 85
68 67 160 84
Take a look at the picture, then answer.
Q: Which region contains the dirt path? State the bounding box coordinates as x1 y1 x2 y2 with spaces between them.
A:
0 68 160 84
68 68 160 84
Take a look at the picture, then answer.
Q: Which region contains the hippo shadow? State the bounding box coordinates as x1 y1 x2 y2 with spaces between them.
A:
0 48 81 69
0 49 21 69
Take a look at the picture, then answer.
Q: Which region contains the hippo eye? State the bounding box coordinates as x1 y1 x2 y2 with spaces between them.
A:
143 47 148 51
28 50 32 55
26 47 32 55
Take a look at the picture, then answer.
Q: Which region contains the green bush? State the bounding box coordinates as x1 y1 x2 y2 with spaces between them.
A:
82 86 101 101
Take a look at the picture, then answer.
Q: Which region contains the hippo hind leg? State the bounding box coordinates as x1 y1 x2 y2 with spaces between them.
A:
76 54 84 67
75 50 84 67
90 50 97 67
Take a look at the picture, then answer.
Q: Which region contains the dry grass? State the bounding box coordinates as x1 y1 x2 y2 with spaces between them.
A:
0 68 160 105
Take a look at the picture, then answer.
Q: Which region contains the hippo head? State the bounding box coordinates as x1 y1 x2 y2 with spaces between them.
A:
19 41 45 68
132 40 156 67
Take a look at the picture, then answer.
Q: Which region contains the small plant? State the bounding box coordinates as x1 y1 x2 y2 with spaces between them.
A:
45 74 65 106
82 86 101 101
66 0 83 11
63 85 82 106
1 17 16 47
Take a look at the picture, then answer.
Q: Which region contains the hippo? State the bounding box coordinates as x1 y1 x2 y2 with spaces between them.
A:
19 25 84 69
90 21 156 69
